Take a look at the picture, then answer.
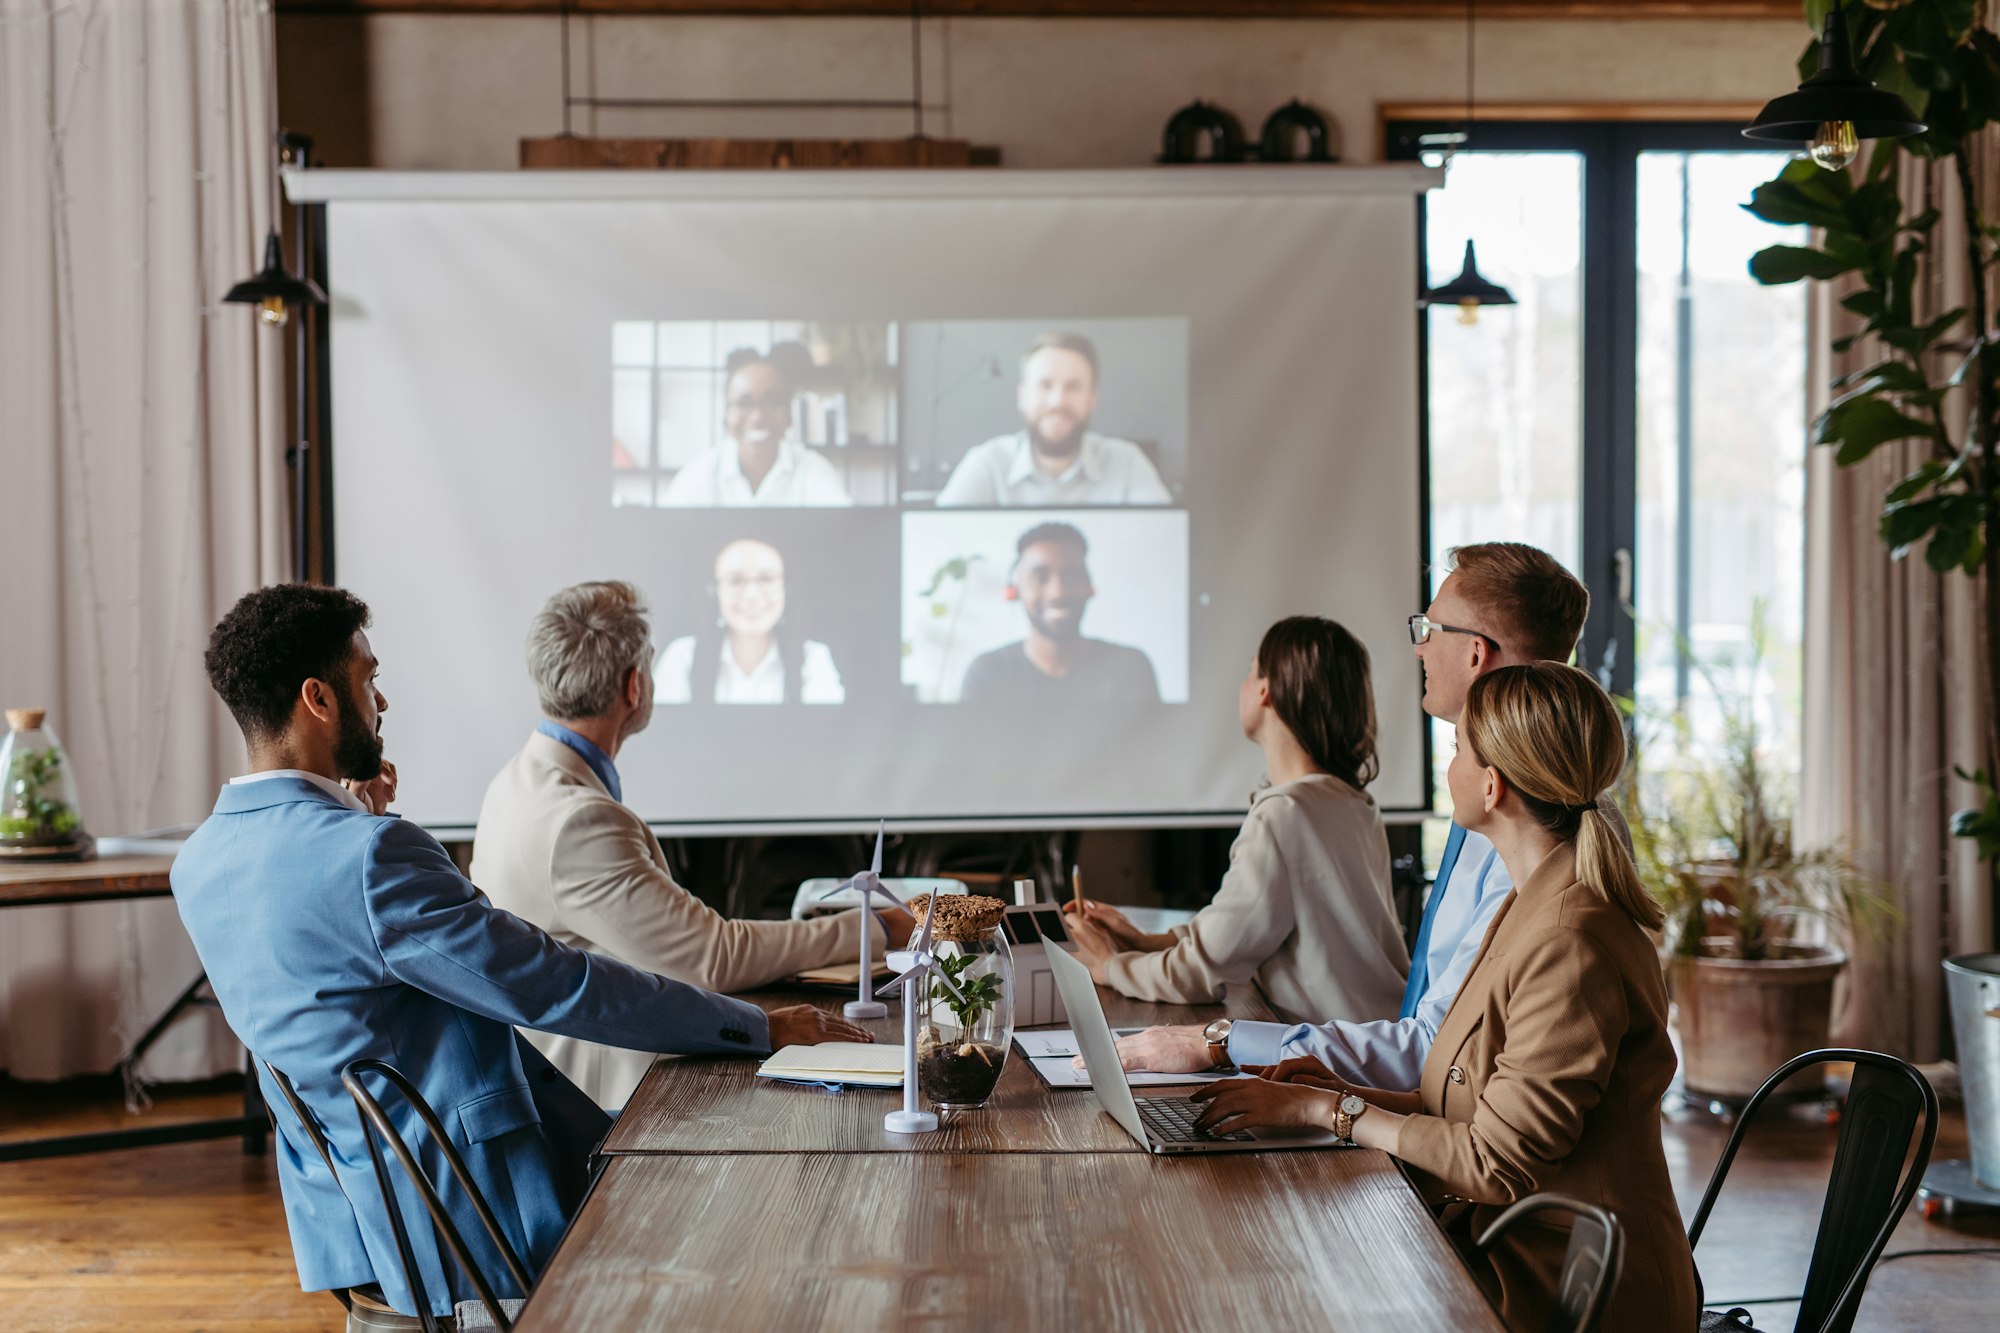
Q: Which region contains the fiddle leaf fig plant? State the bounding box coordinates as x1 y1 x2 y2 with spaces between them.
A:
1745 2 2000 859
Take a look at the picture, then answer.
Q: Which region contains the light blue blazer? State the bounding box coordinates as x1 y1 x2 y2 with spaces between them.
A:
171 778 771 1315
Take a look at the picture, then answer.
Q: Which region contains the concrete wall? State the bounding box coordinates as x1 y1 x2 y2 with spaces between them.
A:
278 14 1809 170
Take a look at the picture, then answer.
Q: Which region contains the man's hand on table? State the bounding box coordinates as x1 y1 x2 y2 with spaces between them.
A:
1071 1023 1215 1074
766 1004 874 1050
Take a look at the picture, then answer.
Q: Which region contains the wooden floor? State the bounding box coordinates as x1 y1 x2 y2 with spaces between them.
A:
1 1075 1996 1332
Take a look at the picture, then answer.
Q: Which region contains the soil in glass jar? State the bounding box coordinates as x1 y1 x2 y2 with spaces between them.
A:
918 1039 1006 1108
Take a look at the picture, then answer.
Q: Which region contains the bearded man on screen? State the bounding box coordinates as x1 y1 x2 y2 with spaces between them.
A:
935 332 1172 508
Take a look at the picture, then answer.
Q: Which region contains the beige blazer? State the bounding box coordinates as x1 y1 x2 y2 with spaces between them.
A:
1393 843 1696 1333
1101 774 1408 1024
470 731 881 1108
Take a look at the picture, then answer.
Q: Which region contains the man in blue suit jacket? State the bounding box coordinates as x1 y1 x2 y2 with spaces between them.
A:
173 584 869 1319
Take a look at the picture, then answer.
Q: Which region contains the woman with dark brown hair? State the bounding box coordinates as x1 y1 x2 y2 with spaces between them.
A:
1065 616 1409 1025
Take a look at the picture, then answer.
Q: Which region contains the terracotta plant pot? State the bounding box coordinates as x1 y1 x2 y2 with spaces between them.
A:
1670 941 1847 1100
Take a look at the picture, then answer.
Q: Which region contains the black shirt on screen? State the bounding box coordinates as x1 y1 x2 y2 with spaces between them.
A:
958 639 1162 706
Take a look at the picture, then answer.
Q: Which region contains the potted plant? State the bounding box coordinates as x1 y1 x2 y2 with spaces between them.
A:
0 708 92 861
1624 649 1893 1102
910 893 1015 1112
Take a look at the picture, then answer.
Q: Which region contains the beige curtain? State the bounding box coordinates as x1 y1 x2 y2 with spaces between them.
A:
0 0 288 1081
1800 142 1997 1062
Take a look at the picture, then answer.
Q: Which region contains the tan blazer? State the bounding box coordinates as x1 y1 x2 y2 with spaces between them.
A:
470 731 881 1108
1393 843 1696 1333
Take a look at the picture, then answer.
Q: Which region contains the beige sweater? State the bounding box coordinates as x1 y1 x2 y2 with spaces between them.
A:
1101 774 1409 1025
470 731 880 1107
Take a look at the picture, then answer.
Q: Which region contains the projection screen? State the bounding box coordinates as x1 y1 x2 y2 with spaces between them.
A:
292 167 1437 832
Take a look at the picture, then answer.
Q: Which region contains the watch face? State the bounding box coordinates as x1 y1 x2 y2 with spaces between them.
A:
1205 1019 1232 1042
1340 1095 1366 1116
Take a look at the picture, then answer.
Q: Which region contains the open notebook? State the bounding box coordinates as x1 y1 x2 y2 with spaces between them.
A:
755 1042 904 1089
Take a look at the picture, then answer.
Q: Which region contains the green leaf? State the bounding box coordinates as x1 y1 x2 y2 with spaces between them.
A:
1884 461 1946 505
1817 394 1938 464
1744 177 1852 231
1750 244 1853 285
1878 496 1944 556
1925 518 1977 572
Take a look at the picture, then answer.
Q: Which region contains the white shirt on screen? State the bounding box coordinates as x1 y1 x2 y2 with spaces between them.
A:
655 635 845 704
933 431 1171 507
659 440 854 507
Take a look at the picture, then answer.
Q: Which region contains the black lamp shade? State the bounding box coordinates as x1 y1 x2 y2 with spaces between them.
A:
1426 240 1516 309
1743 8 1926 143
223 230 327 309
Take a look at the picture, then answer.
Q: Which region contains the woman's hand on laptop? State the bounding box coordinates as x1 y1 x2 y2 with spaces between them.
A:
1070 1024 1213 1075
1064 912 1118 980
1190 1077 1337 1137
766 1004 873 1050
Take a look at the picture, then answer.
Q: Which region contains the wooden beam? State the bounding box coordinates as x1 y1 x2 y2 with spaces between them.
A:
520 135 996 167
1379 101 1767 124
277 1 1802 20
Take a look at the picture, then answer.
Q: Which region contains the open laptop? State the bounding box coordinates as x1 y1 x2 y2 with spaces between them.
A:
1044 942 1344 1155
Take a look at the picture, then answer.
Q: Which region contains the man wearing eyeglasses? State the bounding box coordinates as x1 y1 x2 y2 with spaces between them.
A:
1103 542 1612 1088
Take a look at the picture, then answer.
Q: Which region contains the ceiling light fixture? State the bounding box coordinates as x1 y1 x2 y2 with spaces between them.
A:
1742 0 1926 171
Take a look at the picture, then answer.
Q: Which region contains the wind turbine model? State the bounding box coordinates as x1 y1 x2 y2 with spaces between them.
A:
876 896 965 1135
815 822 902 1020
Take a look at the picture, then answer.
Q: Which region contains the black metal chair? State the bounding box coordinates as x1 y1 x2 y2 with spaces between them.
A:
1472 1194 1624 1333
1687 1048 1939 1333
341 1059 534 1333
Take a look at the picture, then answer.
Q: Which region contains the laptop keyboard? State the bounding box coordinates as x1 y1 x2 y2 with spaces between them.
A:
1136 1096 1254 1144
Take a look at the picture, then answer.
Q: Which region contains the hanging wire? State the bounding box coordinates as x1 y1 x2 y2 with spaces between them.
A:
911 0 924 140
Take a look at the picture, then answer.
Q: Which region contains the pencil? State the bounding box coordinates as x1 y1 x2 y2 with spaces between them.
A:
1072 865 1084 914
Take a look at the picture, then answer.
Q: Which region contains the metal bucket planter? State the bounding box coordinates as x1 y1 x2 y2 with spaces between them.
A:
1944 953 2000 1188
1671 941 1847 1101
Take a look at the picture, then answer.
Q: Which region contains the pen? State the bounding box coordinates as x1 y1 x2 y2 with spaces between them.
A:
1072 865 1084 914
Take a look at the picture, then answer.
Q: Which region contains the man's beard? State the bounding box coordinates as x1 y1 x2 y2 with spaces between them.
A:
330 678 385 781
1028 413 1089 461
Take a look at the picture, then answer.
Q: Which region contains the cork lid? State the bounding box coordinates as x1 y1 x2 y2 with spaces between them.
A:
6 708 46 732
908 892 1008 944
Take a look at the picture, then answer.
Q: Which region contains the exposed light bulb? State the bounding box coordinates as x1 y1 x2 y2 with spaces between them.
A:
1457 299 1481 327
258 296 290 327
1809 119 1859 171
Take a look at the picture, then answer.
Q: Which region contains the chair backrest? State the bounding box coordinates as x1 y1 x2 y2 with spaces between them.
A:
341 1059 536 1333
1473 1194 1624 1333
1686 1048 1939 1333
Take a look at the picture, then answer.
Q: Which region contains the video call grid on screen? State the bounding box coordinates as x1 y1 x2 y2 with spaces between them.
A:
315 170 1432 828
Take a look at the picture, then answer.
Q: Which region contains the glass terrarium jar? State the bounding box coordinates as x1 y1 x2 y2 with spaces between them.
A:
0 708 93 860
913 894 1014 1113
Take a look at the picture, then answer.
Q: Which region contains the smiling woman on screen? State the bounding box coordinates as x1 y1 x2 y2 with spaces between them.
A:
660 345 854 508
656 538 845 706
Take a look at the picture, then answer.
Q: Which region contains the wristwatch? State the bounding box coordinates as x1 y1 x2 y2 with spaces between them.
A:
1202 1018 1234 1069
1333 1093 1367 1144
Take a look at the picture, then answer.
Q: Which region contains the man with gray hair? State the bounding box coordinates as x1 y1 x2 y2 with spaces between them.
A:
473 580 912 1108
934 332 1173 507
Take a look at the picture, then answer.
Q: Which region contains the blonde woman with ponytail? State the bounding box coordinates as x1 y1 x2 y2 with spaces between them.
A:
1194 663 1695 1333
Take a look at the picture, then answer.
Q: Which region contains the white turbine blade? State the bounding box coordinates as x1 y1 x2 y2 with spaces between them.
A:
869 820 884 876
910 900 934 957
876 964 924 999
864 880 904 910
816 874 861 901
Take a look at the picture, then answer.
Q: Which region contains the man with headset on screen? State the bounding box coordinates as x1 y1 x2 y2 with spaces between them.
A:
958 521 1161 705
934 332 1173 507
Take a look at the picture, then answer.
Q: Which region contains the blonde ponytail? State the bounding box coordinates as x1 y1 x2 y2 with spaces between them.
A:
1577 805 1662 931
1462 663 1661 931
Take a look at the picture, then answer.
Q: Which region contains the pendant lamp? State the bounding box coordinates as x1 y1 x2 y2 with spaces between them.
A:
1427 239 1517 326
1422 0 1515 325
1742 0 1925 170
224 228 326 327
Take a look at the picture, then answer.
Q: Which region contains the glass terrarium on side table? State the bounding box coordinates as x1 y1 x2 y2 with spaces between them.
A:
0 708 95 860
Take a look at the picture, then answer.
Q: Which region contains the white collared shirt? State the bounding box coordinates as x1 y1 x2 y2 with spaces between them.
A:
933 431 1172 507
655 636 845 704
658 439 854 508
227 768 370 813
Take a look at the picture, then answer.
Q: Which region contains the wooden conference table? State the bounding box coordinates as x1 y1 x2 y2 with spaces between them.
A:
515 984 1505 1331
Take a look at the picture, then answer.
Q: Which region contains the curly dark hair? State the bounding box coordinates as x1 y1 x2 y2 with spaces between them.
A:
204 584 372 739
